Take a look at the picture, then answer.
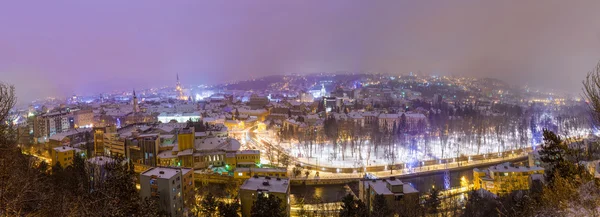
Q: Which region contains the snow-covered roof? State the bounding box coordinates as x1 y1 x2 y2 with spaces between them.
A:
195 137 241 152
240 176 289 193
49 128 92 141
177 149 194 156
53 146 75 153
365 179 419 195
488 162 544 173
158 150 177 159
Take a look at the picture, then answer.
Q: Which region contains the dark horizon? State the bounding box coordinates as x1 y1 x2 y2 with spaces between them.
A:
2 1 600 102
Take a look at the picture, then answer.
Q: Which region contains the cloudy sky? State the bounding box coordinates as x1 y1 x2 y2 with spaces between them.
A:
1 1 600 102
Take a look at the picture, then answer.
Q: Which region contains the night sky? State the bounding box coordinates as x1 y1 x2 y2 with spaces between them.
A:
2 1 600 102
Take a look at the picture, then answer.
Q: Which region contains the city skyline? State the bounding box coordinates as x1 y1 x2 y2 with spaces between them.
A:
2 1 600 102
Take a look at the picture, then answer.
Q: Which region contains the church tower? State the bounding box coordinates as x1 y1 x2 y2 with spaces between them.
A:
176 73 186 100
133 89 139 113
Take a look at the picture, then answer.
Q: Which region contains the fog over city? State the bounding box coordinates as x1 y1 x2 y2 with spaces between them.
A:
2 1 600 102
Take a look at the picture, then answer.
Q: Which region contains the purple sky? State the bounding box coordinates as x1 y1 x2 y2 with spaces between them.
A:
2 1 600 102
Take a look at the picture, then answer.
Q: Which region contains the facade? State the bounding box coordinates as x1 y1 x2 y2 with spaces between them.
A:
377 112 426 132
140 167 194 217
359 177 419 213
234 150 261 168
104 132 126 158
34 108 94 141
93 125 118 156
473 162 545 195
51 146 75 167
128 134 161 169
248 94 269 109
72 109 94 128
47 128 92 152
239 176 290 217
35 110 72 139
234 167 287 179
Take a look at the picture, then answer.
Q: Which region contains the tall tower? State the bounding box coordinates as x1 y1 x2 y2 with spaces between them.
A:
176 74 181 90
176 73 185 100
133 89 139 113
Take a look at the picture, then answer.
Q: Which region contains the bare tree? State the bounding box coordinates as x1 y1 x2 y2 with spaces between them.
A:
0 83 16 146
583 61 600 125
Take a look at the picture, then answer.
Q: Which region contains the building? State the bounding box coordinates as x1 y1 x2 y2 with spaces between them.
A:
34 109 72 139
47 128 92 153
377 112 426 132
175 74 188 101
248 94 269 109
239 176 290 217
140 167 194 217
93 126 115 156
234 150 261 169
51 146 75 168
234 167 287 179
128 134 161 172
72 109 94 128
132 89 139 113
359 177 419 213
104 132 126 158
323 96 339 112
473 162 545 195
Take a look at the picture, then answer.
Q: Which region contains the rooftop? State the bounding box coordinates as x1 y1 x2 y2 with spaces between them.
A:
237 150 260 155
49 128 92 141
195 137 241 152
240 176 289 194
177 149 194 156
488 162 544 173
158 150 177 159
366 179 419 195
141 167 186 179
53 146 75 152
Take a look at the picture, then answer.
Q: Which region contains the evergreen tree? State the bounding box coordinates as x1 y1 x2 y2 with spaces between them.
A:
539 130 592 183
339 194 368 217
339 194 357 217
371 194 390 217
427 187 441 215
462 190 499 217
200 192 219 217
218 200 240 217
250 193 286 217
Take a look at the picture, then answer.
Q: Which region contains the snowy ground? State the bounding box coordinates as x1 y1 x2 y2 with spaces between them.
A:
261 128 592 169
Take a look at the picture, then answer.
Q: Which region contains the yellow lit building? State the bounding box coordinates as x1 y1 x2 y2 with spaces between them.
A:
104 132 126 158
473 162 545 195
93 126 116 156
52 146 75 168
234 150 260 168
177 127 195 151
234 167 287 179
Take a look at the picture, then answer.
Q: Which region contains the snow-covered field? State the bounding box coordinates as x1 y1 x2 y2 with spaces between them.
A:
271 128 592 169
